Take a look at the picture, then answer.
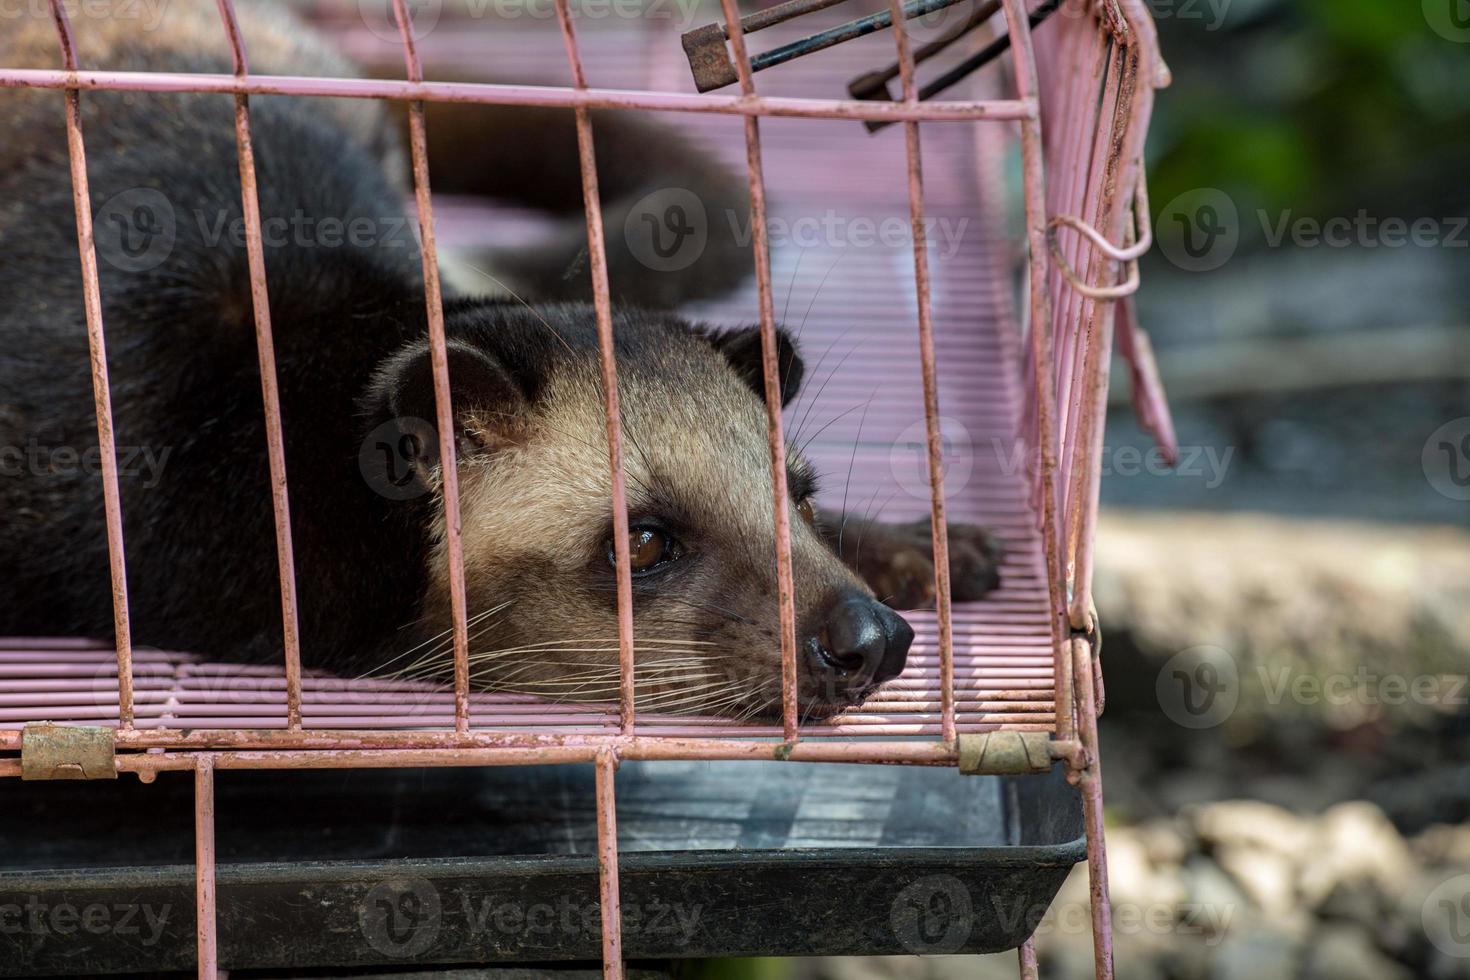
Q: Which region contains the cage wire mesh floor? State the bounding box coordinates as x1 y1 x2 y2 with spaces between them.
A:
0 8 1054 739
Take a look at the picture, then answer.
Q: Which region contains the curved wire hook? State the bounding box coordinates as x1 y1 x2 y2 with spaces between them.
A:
1046 167 1151 299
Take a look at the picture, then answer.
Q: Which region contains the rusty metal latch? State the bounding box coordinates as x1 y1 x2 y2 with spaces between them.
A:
958 731 1052 775
21 722 117 780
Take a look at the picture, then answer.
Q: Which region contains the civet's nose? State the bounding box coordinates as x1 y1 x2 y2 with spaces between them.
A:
806 593 914 698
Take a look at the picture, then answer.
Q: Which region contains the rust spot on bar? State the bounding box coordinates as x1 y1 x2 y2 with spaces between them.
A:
45 0 135 730
1067 49 1142 632
682 24 738 93
1071 635 1115 977
1019 937 1040 980
392 0 473 733
720 0 852 38
550 0 637 734
214 0 305 730
194 755 218 978
96 725 966 763
594 750 624 980
717 0 801 742
999 0 1069 744
0 68 1033 122
881 0 956 745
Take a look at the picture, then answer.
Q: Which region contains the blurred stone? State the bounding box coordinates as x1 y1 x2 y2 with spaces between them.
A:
1298 802 1414 907
1300 924 1412 980
1388 871 1470 978
1413 822 1470 868
1182 856 1247 935
1193 801 1312 858
1159 935 1215 980
1213 845 1307 934
1112 938 1170 980
1315 878 1382 928
1137 818 1191 867
1107 830 1187 909
1040 941 1097 980
1208 929 1299 980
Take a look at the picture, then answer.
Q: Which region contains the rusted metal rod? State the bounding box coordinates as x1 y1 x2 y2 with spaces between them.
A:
194 756 218 978
0 68 1033 122
214 0 306 730
595 750 624 980
854 0 1063 132
714 0 853 38
848 0 1001 102
713 0 803 742
684 0 972 91
391 0 474 733
549 0 639 735
43 0 137 731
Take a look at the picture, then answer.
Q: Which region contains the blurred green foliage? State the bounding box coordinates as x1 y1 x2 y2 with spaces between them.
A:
675 956 795 980
1147 0 1470 223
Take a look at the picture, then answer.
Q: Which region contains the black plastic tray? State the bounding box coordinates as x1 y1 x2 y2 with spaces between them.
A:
0 758 1084 975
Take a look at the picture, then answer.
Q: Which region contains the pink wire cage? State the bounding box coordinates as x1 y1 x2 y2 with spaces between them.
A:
0 0 1173 977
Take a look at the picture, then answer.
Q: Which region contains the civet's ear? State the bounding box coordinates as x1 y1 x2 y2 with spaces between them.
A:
700 324 805 408
364 337 532 469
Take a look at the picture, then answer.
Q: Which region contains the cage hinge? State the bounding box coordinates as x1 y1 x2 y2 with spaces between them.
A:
21 723 117 780
957 731 1052 775
1070 598 1101 648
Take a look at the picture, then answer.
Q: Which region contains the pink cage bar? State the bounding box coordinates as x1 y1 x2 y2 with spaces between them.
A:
0 0 1172 977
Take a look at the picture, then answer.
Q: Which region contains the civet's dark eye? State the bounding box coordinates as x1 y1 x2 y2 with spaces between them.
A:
609 527 680 575
796 498 817 527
